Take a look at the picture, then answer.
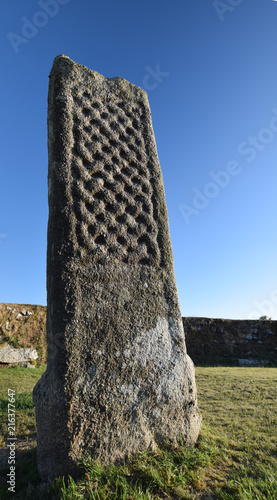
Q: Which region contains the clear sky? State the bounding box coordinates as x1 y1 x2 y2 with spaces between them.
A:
1 0 277 320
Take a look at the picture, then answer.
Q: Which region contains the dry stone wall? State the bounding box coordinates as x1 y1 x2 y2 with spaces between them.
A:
183 317 277 366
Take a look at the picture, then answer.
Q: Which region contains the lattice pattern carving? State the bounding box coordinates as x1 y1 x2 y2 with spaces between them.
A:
69 90 160 265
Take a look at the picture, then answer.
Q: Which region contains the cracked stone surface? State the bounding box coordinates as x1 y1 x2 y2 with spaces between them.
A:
33 55 201 482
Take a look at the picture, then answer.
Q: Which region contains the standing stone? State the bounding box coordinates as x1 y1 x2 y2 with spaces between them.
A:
33 55 201 481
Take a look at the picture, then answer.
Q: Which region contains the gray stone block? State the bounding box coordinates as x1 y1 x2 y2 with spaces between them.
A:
0 346 38 363
33 55 201 481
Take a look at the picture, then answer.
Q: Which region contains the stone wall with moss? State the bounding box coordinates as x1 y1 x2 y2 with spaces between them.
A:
0 303 47 364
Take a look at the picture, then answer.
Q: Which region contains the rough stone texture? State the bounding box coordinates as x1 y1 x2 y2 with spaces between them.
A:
0 345 38 364
183 317 277 366
33 55 201 481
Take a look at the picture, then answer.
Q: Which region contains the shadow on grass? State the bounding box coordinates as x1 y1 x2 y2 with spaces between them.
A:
0 435 217 500
0 447 39 500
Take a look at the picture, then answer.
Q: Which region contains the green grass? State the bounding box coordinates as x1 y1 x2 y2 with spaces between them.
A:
195 367 277 499
0 366 276 499
0 366 46 447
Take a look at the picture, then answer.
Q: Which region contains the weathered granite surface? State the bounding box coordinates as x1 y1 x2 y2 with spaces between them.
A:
33 55 201 481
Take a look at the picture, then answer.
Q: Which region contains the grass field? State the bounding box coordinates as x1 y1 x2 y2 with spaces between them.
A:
0 366 276 499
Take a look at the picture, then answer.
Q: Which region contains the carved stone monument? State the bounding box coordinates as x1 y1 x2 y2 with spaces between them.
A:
33 55 201 481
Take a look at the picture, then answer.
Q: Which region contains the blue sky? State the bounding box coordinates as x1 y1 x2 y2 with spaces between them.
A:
1 0 277 320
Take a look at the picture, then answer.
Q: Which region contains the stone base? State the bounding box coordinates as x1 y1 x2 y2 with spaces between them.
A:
33 317 201 481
